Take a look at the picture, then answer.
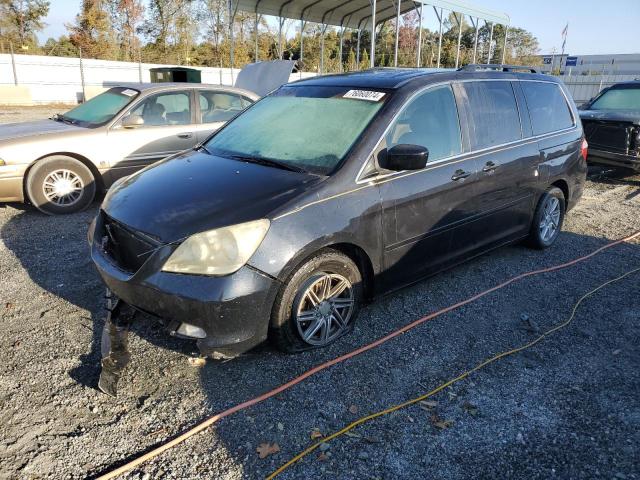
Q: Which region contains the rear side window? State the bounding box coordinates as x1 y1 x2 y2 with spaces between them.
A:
521 82 574 135
460 81 522 150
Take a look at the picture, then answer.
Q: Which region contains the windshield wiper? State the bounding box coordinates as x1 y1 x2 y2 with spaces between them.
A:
195 144 213 155
228 154 307 173
52 113 76 125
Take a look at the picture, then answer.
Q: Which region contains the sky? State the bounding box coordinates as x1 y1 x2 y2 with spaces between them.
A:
39 0 640 56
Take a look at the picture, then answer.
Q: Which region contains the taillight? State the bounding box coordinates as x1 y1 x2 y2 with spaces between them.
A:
581 138 588 159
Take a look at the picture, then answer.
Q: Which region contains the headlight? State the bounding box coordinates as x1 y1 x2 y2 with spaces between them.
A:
162 219 270 276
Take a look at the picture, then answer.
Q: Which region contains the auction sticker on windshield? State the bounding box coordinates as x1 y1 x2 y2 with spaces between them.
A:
343 90 386 102
121 89 138 96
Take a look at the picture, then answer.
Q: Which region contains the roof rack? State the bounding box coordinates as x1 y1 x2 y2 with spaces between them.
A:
458 64 538 73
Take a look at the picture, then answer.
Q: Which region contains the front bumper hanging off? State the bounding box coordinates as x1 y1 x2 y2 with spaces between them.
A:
98 291 137 397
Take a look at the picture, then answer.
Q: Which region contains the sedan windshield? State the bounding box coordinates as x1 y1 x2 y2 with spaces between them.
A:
590 86 640 110
60 87 140 127
204 86 387 174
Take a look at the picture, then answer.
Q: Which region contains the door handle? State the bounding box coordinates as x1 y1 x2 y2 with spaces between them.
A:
482 161 498 173
177 132 193 139
451 169 471 181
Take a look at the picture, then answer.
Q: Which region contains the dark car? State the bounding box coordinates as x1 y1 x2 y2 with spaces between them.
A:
89 67 587 360
579 80 640 172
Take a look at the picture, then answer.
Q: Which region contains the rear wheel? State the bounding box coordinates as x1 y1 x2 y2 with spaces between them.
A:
527 186 565 249
271 249 362 353
26 155 96 215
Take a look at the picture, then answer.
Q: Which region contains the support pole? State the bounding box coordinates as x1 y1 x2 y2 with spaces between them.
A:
356 29 361 69
228 0 236 84
278 16 284 59
434 7 443 68
501 25 509 64
79 47 86 102
471 17 479 64
393 0 401 67
339 25 345 72
370 0 376 68
138 48 143 83
320 24 327 73
416 3 423 67
487 23 494 64
454 12 462 69
9 42 18 85
299 18 305 78
255 13 259 62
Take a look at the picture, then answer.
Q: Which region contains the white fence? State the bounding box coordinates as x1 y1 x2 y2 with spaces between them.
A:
0 54 317 105
1 53 637 106
559 74 638 105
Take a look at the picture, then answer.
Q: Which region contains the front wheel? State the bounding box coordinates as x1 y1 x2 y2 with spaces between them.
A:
26 156 96 215
527 186 565 249
271 249 363 353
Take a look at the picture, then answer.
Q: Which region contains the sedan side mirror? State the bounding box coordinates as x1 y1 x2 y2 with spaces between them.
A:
379 144 429 171
122 114 144 129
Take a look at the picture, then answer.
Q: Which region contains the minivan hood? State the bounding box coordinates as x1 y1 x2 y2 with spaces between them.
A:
579 109 640 125
0 119 83 142
102 151 321 243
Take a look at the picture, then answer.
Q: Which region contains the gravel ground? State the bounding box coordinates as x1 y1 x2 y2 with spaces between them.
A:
1 107 639 480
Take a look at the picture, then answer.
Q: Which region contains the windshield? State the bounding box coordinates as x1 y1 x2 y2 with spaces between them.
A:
590 86 640 111
204 85 387 174
61 87 140 127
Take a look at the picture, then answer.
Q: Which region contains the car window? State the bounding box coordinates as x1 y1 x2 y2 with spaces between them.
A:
386 85 462 162
461 81 522 149
129 91 192 126
62 87 139 127
198 91 248 123
589 86 640 111
521 82 574 135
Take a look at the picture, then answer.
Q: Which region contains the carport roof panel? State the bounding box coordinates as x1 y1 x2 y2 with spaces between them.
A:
235 0 509 30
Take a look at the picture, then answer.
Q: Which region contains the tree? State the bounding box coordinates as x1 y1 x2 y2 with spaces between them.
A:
67 0 117 58
107 0 144 60
0 0 50 48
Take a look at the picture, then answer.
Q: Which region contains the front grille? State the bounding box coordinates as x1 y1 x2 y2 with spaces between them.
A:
583 120 636 154
100 212 159 273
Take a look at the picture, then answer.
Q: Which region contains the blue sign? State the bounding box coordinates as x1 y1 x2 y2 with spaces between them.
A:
565 56 578 67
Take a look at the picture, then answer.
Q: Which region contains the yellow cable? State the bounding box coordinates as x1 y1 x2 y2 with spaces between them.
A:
267 266 640 479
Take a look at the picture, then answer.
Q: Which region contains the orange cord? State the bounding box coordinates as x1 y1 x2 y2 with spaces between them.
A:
95 230 640 479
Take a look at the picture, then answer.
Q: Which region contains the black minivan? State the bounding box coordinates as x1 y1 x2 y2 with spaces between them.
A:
89 66 587 359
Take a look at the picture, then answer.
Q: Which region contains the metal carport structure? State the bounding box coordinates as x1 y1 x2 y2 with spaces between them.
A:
229 0 510 73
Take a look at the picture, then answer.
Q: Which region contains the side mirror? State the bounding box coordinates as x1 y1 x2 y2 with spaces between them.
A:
121 114 144 128
379 144 429 171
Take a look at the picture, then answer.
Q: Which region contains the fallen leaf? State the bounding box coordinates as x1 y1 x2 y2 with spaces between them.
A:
310 429 323 440
188 357 206 367
5 302 13 310
256 442 280 459
430 414 454 430
349 405 359 414
463 402 479 416
317 452 329 461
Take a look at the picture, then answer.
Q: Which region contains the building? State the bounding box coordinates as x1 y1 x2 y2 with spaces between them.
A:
538 53 640 76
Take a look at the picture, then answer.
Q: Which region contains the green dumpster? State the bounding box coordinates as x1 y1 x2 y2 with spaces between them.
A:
149 67 202 83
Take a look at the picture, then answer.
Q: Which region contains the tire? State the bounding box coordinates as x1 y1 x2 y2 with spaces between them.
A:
527 186 565 249
271 249 363 353
26 155 96 215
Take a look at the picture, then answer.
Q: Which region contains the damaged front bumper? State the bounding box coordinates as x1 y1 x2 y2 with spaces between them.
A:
587 148 640 171
89 213 280 358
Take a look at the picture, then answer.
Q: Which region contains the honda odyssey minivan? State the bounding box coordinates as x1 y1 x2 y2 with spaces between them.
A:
89 66 587 359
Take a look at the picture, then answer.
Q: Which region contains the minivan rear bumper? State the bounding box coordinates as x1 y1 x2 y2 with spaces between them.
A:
89 215 280 356
587 149 640 171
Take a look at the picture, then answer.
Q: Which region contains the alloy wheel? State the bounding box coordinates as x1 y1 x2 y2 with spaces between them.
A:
295 273 355 346
539 196 561 243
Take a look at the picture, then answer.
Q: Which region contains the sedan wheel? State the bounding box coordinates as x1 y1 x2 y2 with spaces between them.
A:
42 169 85 207
295 273 355 346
